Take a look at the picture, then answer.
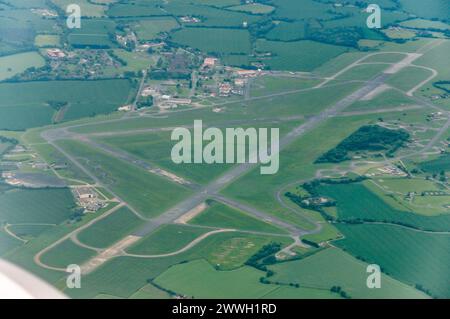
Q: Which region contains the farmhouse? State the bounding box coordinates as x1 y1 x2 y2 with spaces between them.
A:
236 69 260 78
202 57 218 68
46 49 66 59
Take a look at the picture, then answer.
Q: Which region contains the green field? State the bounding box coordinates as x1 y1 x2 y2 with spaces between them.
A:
131 17 179 41
97 131 233 185
398 0 449 21
0 229 22 256
316 181 450 231
222 114 382 230
190 201 287 234
255 40 350 72
0 79 134 130
347 89 416 111
77 206 143 249
129 283 171 299
266 21 307 41
0 188 76 225
262 286 340 299
387 66 434 92
171 28 251 55
418 153 450 173
0 51 45 81
53 0 107 17
107 3 166 17
72 83 361 134
400 19 450 31
154 259 276 298
228 3 275 14
57 139 192 217
7 224 54 240
34 35 60 47
269 247 428 298
250 76 321 97
335 224 450 298
66 231 291 298
127 224 209 255
40 238 96 269
165 2 261 27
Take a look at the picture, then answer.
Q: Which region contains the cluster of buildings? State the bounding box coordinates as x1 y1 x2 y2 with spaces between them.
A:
31 8 57 17
46 48 66 59
201 58 262 97
1 172 23 187
72 187 106 212
180 16 201 23
372 165 408 177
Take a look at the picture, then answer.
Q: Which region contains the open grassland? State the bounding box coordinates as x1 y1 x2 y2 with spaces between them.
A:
362 53 407 63
57 140 192 218
72 82 360 135
413 40 450 100
386 66 434 92
31 142 94 184
190 201 287 234
154 259 276 299
262 286 340 299
77 206 143 249
228 3 275 14
52 0 107 17
335 224 450 298
171 28 251 54
269 247 428 298
66 231 290 298
126 224 210 255
164 2 261 27
398 0 449 21
0 51 45 81
301 222 341 244
105 49 155 76
97 131 233 185
0 79 133 130
197 231 292 271
400 19 450 31
107 3 167 17
34 35 60 47
67 18 116 48
255 40 350 72
266 21 307 41
316 182 450 232
347 89 416 111
131 17 179 41
7 224 53 240
367 177 450 217
0 229 22 256
334 63 389 81
40 238 96 269
250 76 321 97
418 153 450 173
222 114 384 229
129 283 171 299
96 119 300 185
3 204 117 286
0 188 76 225
273 0 337 20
